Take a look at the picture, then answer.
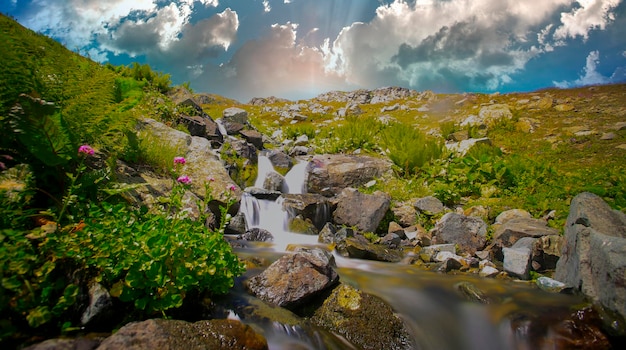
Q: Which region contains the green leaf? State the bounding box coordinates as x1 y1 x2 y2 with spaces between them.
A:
1 276 22 291
26 306 52 328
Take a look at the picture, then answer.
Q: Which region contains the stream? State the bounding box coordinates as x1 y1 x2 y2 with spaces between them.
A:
226 155 595 350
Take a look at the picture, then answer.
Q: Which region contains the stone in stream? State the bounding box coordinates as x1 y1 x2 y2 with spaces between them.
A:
555 192 626 336
344 235 403 263
312 284 413 350
246 248 339 309
95 318 268 350
332 188 391 233
281 193 330 230
503 246 532 280
241 228 274 242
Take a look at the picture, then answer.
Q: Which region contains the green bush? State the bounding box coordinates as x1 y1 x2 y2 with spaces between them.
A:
317 116 383 153
381 123 444 176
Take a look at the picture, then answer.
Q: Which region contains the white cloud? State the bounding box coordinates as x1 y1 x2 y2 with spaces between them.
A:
263 0 271 12
554 0 621 41
554 50 626 87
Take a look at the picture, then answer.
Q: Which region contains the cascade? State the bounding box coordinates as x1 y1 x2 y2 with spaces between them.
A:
216 118 228 137
282 160 308 194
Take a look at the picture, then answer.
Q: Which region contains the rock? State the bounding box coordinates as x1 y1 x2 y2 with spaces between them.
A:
222 107 248 124
554 192 626 335
478 104 513 126
433 251 465 272
536 276 569 293
613 121 626 131
391 201 417 227
494 209 532 225
503 246 532 280
493 217 559 250
81 282 114 328
239 129 263 150
387 221 406 239
241 228 274 242
414 196 444 215
294 134 309 146
333 188 391 233
246 248 339 309
281 194 330 230
287 216 318 235
24 337 104 350
259 172 283 192
431 213 488 255
450 129 469 142
96 318 267 350
600 132 616 140
230 140 258 164
516 117 540 133
445 137 492 156
312 284 413 350
345 235 403 262
381 232 402 248
454 281 492 304
266 150 293 170
479 265 500 278
289 145 309 156
222 120 245 135
536 97 553 109
306 154 392 196
554 104 574 112
419 243 456 262
226 212 247 234
179 115 223 145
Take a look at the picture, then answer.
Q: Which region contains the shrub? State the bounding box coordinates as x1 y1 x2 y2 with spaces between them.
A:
317 116 383 153
381 123 444 176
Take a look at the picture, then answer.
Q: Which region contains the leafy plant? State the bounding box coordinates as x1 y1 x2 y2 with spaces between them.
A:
381 123 445 176
316 116 383 153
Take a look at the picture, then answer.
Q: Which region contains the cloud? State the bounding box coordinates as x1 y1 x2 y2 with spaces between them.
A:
263 1 271 12
554 50 626 87
194 22 350 101
554 0 621 41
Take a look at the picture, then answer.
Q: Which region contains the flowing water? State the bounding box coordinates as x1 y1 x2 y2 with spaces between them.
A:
233 157 597 350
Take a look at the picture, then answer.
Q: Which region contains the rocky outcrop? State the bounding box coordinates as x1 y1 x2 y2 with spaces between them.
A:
555 192 626 335
246 248 339 309
431 213 488 255
307 154 392 196
332 188 391 233
312 284 413 350
95 318 268 350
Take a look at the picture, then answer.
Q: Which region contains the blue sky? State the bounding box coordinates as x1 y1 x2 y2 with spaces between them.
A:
4 0 626 102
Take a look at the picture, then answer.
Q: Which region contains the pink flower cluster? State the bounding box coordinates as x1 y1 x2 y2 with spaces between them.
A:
174 156 186 165
78 145 94 156
177 175 191 184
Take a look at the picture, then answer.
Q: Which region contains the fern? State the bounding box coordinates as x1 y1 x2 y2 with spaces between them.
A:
9 94 73 167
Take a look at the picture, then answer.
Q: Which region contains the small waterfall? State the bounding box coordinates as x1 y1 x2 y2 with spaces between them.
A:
254 155 277 189
282 161 308 194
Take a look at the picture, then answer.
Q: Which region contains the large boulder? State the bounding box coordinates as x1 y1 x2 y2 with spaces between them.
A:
431 213 488 255
222 107 249 125
96 318 267 350
179 115 223 145
312 284 413 350
306 155 392 196
332 188 391 233
246 248 339 309
555 192 626 335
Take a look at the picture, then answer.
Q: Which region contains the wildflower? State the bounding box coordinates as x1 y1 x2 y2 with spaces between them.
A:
207 177 215 182
78 145 94 156
174 156 186 165
227 184 237 192
177 175 191 184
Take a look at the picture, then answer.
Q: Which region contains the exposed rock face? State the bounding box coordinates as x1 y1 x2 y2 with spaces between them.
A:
179 115 223 145
555 192 626 335
306 154 392 196
312 284 413 350
265 150 293 170
503 245 532 280
431 213 488 255
222 107 249 124
95 318 268 350
246 248 339 309
239 129 263 150
80 282 114 328
332 188 391 233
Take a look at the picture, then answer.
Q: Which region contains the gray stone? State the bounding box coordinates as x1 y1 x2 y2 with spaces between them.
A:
306 154 392 197
478 104 513 125
494 209 532 225
494 217 559 248
536 277 569 293
281 194 331 230
241 228 274 242
345 235 403 262
554 192 626 335
262 172 284 192
419 244 456 262
239 129 263 150
503 246 532 280
414 196 444 215
445 137 492 156
294 134 309 146
266 150 293 170
479 265 499 278
81 282 113 327
246 248 339 309
333 188 391 233
230 140 258 163
222 107 248 124
431 213 488 255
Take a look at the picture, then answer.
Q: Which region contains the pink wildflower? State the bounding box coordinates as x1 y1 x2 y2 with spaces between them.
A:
78 145 94 156
207 177 215 182
174 157 186 165
177 175 191 184
227 184 237 192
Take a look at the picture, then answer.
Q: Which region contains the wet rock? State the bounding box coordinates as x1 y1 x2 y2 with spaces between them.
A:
454 281 492 304
262 172 284 192
555 192 626 335
319 225 354 256
536 277 569 293
246 248 339 309
222 107 249 125
431 213 488 255
230 140 258 164
306 154 392 196
479 265 500 278
345 235 403 262
281 194 330 230
96 318 268 350
312 284 413 350
333 188 391 233
265 150 293 171
414 196 444 215
242 228 274 242
287 216 318 235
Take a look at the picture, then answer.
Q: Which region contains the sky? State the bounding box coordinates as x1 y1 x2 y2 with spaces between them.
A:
4 0 626 102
